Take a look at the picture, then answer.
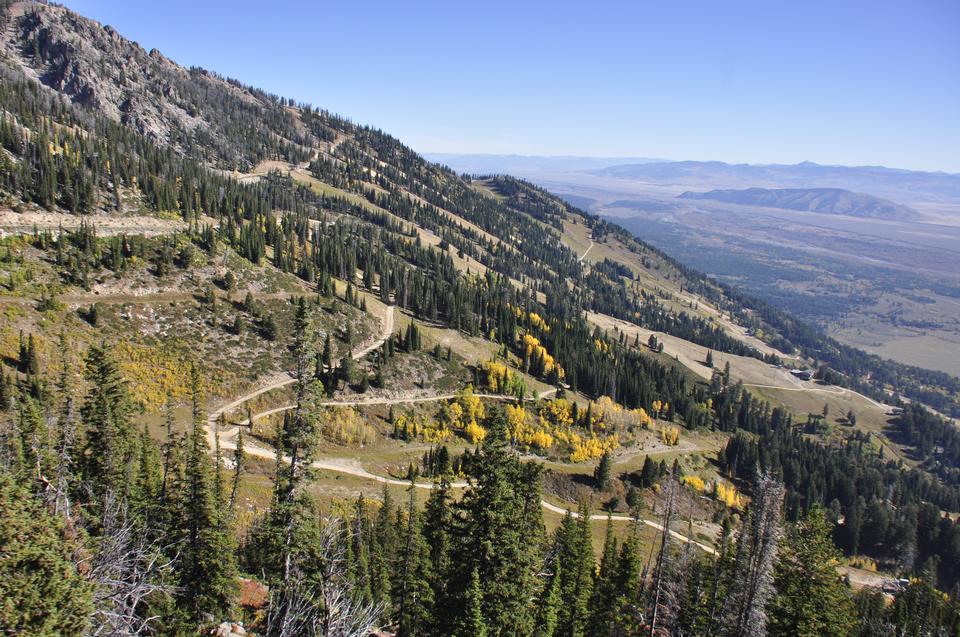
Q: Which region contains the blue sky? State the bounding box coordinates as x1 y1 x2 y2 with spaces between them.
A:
65 0 960 172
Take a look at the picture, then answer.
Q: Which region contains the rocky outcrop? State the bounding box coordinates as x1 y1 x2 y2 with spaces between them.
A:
0 2 311 169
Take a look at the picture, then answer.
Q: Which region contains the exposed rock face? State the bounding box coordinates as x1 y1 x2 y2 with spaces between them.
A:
0 1 311 169
213 622 247 637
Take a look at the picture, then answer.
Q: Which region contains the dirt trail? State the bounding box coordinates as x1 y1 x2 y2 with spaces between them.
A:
0 209 188 237
207 305 395 426
236 386 557 426
206 342 711 553
578 238 594 263
742 382 892 412
0 290 298 308
208 412 715 555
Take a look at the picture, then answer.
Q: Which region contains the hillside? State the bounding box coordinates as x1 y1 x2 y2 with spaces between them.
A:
1 2 959 635
678 186 918 220
0 1 310 169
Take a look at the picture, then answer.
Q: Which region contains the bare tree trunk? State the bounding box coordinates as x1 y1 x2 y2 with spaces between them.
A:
648 472 676 636
86 492 176 637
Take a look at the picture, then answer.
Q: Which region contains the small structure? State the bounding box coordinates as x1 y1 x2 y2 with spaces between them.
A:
790 369 814 381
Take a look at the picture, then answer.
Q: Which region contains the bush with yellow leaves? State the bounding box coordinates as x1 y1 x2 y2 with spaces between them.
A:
554 428 619 462
322 406 376 446
505 403 554 450
681 475 707 492
464 421 487 444
589 396 653 433
483 361 526 397
539 398 573 429
714 482 745 509
661 425 681 446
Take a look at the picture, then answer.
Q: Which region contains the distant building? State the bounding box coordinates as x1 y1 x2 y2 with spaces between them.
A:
790 369 814 381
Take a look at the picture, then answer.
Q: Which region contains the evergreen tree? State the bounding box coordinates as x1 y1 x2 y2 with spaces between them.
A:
80 344 135 501
175 366 238 625
397 487 435 636
449 408 545 635
423 476 453 633
534 561 562 637
588 515 619 634
453 568 487 637
768 506 858 637
595 451 613 492
553 506 594 637
0 472 93 637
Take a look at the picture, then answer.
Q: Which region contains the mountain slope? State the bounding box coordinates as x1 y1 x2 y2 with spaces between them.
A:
3 3 960 630
0 1 310 169
678 186 918 220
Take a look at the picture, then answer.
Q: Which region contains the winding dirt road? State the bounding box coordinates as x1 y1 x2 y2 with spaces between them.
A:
204 301 713 554
207 305 395 429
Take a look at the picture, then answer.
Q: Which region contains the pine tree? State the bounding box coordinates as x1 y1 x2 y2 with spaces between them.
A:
453 568 487 637
588 515 619 634
175 365 238 625
595 451 613 492
0 472 94 637
397 486 435 636
554 505 594 637
768 506 857 637
132 424 161 523
80 344 135 501
535 561 562 637
229 427 245 511
423 476 452 633
449 408 545 635
612 532 644 634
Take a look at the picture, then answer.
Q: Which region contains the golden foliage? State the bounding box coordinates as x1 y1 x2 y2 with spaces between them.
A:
483 361 526 396
505 404 554 450
660 425 681 446
322 406 376 446
714 482 745 509
521 333 563 378
681 475 707 492
589 396 652 433
464 421 487 444
539 398 573 429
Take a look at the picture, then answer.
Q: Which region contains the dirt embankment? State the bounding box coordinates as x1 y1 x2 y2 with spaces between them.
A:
0 209 188 237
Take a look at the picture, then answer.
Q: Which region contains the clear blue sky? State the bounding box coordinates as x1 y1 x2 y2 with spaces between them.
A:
65 0 960 172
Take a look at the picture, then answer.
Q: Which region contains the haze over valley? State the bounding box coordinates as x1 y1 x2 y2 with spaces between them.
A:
432 154 960 376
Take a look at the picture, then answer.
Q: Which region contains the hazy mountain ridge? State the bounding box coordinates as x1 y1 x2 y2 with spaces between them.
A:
425 152 666 175
594 159 960 203
678 186 918 220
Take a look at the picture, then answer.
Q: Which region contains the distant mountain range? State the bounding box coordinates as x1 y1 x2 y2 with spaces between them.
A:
593 160 960 204
425 153 665 175
678 187 919 220
430 155 960 207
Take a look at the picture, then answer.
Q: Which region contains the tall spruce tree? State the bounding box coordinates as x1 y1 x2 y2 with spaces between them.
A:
768 506 857 637
80 344 135 501
175 365 238 625
449 407 545 635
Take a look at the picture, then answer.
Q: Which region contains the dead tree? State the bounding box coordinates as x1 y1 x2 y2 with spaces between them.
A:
85 492 176 637
265 517 384 637
721 471 784 637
